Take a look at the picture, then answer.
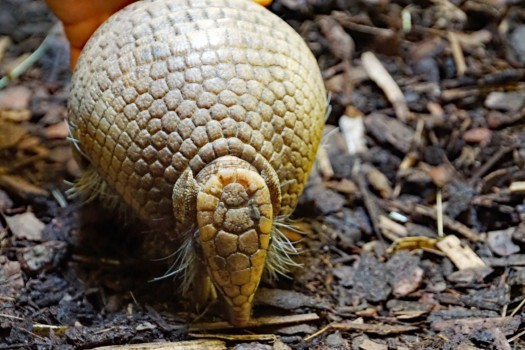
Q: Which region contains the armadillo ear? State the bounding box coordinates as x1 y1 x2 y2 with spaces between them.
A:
173 168 199 234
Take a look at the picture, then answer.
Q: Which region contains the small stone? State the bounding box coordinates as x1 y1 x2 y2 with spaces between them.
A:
487 228 520 257
485 91 525 112
463 127 491 143
510 25 525 64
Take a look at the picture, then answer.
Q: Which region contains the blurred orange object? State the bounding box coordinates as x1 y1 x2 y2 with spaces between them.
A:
45 0 273 69
253 0 273 5
45 0 135 69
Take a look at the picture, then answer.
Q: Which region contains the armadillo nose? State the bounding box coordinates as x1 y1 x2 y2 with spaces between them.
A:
195 166 273 326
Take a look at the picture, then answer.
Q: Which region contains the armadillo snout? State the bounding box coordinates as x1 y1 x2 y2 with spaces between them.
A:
196 163 273 326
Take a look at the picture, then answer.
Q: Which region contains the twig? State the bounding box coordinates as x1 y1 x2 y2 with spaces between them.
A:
0 313 24 321
448 32 466 76
361 51 410 122
510 297 525 317
413 204 482 242
304 324 331 341
469 146 514 184
188 332 276 342
436 189 444 237
508 328 525 343
304 321 418 341
0 24 57 89
355 162 383 241
92 340 226 350
189 313 319 331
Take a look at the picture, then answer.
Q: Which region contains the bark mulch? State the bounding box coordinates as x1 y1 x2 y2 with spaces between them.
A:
1 0 525 349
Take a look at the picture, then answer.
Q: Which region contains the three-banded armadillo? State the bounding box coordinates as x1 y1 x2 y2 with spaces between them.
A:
69 0 326 326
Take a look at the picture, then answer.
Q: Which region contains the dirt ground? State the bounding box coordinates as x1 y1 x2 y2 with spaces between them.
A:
1 0 525 349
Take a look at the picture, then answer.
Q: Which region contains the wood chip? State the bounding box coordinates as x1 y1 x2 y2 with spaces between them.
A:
364 113 413 154
366 167 392 199
4 211 45 241
304 321 418 341
509 181 525 194
432 316 520 336
436 235 486 270
254 288 331 311
339 113 366 155
482 255 525 267
387 299 434 320
361 51 409 122
487 228 520 256
0 174 49 199
0 109 31 122
387 252 423 298
91 340 226 350
492 327 512 350
0 121 27 149
189 313 319 331
317 147 334 179
447 32 466 76
188 332 275 342
0 256 24 299
319 16 354 61
359 339 388 350
379 215 408 241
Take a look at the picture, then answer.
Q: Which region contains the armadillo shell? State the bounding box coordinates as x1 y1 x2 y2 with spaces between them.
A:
69 0 326 234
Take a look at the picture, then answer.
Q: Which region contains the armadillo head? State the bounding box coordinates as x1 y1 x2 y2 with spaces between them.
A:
173 155 280 326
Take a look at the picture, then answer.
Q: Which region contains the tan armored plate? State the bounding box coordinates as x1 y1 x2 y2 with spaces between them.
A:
69 0 326 326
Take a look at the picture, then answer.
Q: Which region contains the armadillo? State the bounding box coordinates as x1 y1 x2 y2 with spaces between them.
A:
69 0 326 326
